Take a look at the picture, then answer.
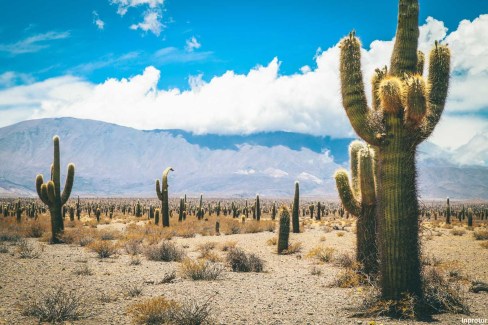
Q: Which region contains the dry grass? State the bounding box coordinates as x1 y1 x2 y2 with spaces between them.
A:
127 283 143 297
280 241 303 255
226 248 264 272
22 287 90 323
88 240 118 258
73 264 93 276
180 259 224 281
333 252 358 269
17 239 41 259
220 240 237 252
450 228 466 236
306 245 335 263
266 236 277 246
480 241 488 249
144 241 185 262
473 229 488 240
332 268 366 288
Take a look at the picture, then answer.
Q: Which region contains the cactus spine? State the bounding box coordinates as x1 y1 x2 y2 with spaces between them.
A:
277 207 290 254
35 136 75 243
334 141 377 275
339 0 450 299
292 181 300 233
156 167 174 227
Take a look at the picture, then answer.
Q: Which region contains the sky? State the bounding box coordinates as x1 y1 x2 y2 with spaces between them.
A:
0 0 487 150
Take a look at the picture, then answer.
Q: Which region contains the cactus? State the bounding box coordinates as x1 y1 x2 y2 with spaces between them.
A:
35 136 75 243
334 141 378 275
156 167 174 227
178 198 184 222
155 208 160 224
292 181 300 233
309 204 315 220
95 207 101 222
277 207 290 254
339 0 450 299
467 208 473 227
255 194 261 221
316 202 321 221
446 197 451 224
271 202 277 220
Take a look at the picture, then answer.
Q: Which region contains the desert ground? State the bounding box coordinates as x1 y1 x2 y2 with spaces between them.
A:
0 204 487 325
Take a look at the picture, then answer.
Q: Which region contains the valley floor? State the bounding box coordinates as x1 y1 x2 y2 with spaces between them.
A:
0 215 487 324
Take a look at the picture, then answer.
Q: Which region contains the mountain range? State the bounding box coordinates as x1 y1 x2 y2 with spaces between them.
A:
0 117 487 199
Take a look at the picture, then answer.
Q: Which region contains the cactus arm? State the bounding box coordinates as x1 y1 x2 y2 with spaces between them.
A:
41 184 51 205
404 75 427 126
36 175 50 205
52 136 61 199
334 169 360 216
162 167 174 191
47 181 56 204
340 33 382 146
389 0 419 76
349 141 365 197
371 66 388 110
61 163 75 205
418 44 450 142
156 179 163 200
358 148 376 205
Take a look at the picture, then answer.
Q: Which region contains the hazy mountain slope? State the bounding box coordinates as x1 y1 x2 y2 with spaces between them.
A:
0 118 486 199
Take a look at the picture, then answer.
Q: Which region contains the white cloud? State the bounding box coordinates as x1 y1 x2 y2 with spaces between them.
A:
130 11 163 36
235 169 256 175
0 71 34 88
185 36 201 52
263 168 288 178
297 172 323 184
1 15 487 152
110 0 164 16
92 11 105 30
0 31 70 55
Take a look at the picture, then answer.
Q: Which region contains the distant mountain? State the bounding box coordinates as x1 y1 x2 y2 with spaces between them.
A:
0 117 487 199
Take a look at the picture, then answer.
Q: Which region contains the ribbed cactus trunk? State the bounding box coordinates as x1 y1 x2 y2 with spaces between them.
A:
278 207 290 254
467 208 473 227
338 0 450 300
446 197 451 224
36 136 75 244
178 198 184 222
292 181 300 233
255 195 261 221
156 167 173 227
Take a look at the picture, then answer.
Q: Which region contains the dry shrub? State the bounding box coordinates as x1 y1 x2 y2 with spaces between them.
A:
474 229 488 240
450 228 466 236
99 230 120 241
60 230 78 244
220 240 237 252
130 256 142 265
128 296 214 325
22 287 90 323
336 232 345 237
127 283 143 297
73 264 93 276
243 220 275 233
422 255 443 267
88 240 118 258
266 237 277 246
480 241 488 249
281 242 303 255
306 245 335 263
0 230 21 242
310 266 322 276
159 271 177 284
226 248 264 272
24 222 45 238
144 241 185 262
180 259 224 281
78 235 94 247
0 243 8 253
124 238 143 255
334 252 358 269
17 239 41 259
332 268 367 288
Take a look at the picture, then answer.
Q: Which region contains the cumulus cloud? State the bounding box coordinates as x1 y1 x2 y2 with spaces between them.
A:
110 0 165 36
92 11 105 30
185 36 201 52
1 15 487 151
110 0 164 16
0 31 70 55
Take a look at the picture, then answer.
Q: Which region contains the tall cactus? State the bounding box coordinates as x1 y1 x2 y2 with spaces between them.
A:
35 136 75 244
156 167 174 227
334 141 377 275
339 0 450 299
292 181 300 233
255 194 261 221
277 207 290 254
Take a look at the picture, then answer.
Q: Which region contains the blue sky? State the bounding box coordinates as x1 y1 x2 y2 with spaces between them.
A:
0 0 487 152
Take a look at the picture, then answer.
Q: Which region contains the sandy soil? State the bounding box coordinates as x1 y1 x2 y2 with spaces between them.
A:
0 216 487 325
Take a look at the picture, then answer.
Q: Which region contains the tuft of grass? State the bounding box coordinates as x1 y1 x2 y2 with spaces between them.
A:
310 266 322 276
332 268 366 288
17 239 41 259
24 222 45 238
306 245 335 263
474 229 488 240
220 240 237 252
130 256 142 265
88 240 118 258
336 232 345 237
0 243 8 253
333 252 358 269
159 271 177 284
73 264 93 276
480 241 488 249
144 241 185 262
266 236 277 246
127 283 143 297
78 236 94 247
125 239 143 256
180 259 224 281
280 241 303 255
22 287 90 323
450 228 466 236
226 248 264 272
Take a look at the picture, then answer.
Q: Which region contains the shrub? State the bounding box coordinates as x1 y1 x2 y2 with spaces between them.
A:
25 222 44 238
130 256 142 265
99 230 120 241
73 264 93 276
144 241 185 262
332 268 364 288
128 296 179 325
280 242 303 255
78 236 94 247
125 239 143 255
17 239 41 259
180 259 224 281
266 237 277 246
306 245 335 263
127 283 143 297
480 241 488 249
22 287 89 323
0 243 8 253
159 271 177 284
474 229 488 240
172 297 215 325
88 240 118 258
450 228 466 236
333 252 357 268
0 231 21 242
220 240 237 252
226 248 264 272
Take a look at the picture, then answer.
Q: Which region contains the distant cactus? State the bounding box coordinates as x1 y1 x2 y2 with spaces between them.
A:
316 202 321 221
95 207 101 222
197 194 204 220
178 198 184 222
271 202 277 220
155 208 160 224
255 194 261 221
446 197 451 224
467 208 473 227
278 207 290 254
339 0 450 299
35 136 75 243
334 141 377 275
156 167 174 227
309 204 314 220
292 181 300 233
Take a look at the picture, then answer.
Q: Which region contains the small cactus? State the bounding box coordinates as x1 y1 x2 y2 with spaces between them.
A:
156 167 174 227
292 181 300 233
255 194 261 221
278 207 290 254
